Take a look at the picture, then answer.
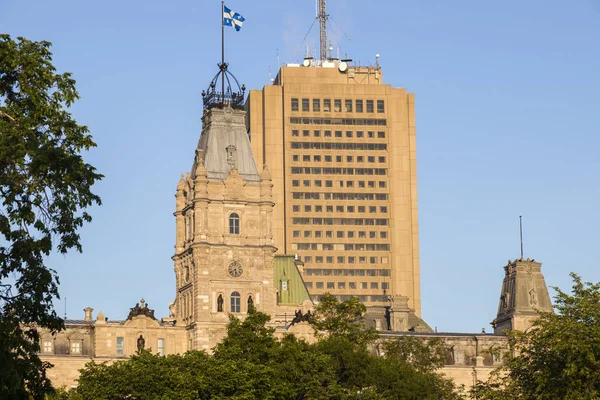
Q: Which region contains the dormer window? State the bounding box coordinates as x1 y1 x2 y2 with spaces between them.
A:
226 145 237 167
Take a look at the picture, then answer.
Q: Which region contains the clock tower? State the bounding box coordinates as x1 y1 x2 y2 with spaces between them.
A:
172 65 277 351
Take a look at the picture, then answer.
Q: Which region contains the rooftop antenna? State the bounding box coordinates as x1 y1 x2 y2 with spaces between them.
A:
277 48 280 70
64 296 67 320
317 0 328 61
519 216 524 259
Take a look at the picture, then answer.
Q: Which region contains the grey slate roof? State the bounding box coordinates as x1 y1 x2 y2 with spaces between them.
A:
194 106 260 183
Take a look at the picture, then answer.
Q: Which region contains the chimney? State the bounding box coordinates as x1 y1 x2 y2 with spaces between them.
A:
83 307 94 322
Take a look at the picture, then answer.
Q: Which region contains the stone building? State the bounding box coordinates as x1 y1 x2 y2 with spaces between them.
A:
36 31 554 393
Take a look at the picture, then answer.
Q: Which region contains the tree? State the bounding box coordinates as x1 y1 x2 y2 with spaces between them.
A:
473 273 600 399
70 306 460 399
0 34 102 399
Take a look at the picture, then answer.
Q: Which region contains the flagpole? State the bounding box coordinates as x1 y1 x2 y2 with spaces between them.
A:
221 0 225 103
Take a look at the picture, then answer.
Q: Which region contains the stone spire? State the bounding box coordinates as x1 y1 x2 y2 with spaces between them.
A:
492 258 553 334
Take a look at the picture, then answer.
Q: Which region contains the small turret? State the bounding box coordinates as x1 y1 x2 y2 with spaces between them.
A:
492 258 553 334
260 164 273 200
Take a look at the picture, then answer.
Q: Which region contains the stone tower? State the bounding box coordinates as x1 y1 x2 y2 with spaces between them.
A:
492 258 553 334
172 78 277 351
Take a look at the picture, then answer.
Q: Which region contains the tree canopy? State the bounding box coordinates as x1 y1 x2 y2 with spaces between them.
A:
0 34 102 399
62 296 460 400
473 273 600 400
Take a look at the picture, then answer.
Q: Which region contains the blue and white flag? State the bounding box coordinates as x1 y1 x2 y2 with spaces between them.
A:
223 6 245 31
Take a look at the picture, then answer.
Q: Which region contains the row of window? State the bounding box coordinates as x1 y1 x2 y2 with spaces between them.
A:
293 180 387 189
42 338 165 357
295 243 390 252
293 205 388 214
292 130 386 139
305 268 391 276
217 292 254 313
311 294 390 303
290 117 387 126
292 154 386 163
291 98 385 114
42 340 83 355
294 230 388 239
306 281 389 290
292 218 389 226
290 142 387 151
291 167 387 176
291 192 388 201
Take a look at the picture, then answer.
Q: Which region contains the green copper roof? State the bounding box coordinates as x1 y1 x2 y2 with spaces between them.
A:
274 255 311 305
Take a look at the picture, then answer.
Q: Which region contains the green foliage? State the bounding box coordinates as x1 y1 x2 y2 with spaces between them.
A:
381 336 447 373
0 34 102 399
473 273 600 399
311 294 378 345
69 300 460 399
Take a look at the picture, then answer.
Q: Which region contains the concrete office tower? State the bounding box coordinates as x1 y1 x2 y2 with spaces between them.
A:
246 61 420 315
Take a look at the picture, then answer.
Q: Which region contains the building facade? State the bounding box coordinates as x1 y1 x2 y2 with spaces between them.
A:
246 62 420 315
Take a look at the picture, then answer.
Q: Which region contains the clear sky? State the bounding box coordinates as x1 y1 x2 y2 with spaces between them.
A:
2 0 599 333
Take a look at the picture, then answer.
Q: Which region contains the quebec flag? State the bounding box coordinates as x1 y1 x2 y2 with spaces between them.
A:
223 6 245 31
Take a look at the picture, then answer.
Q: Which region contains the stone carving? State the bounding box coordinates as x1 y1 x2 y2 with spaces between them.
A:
217 294 224 312
529 289 537 305
247 295 254 312
291 309 312 325
137 335 145 353
127 299 156 321
224 168 244 200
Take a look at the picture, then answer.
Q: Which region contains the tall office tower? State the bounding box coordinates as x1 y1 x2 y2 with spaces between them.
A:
246 61 421 316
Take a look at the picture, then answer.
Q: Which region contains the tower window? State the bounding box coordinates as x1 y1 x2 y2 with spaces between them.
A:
313 98 321 112
366 100 374 113
345 99 352 112
291 98 299 111
229 213 240 234
334 99 342 112
226 145 237 166
302 98 309 112
356 100 363 112
377 100 385 113
230 291 241 313
323 99 331 112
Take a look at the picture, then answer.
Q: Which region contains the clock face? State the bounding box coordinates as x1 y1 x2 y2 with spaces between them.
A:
228 262 243 278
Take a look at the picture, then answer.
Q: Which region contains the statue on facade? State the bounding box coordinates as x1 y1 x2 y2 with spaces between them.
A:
137 335 145 353
247 295 254 312
217 294 224 312
126 299 157 320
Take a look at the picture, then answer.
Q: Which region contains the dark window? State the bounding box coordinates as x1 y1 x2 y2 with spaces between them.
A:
230 292 241 313
229 213 240 234
302 98 309 112
366 100 374 113
378 131 385 138
377 100 385 113
313 99 321 112
292 129 299 137
291 98 299 111
356 100 363 112
323 99 331 112
345 99 352 112
334 99 342 112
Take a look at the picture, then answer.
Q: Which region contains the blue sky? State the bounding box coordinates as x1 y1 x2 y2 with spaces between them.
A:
2 0 599 333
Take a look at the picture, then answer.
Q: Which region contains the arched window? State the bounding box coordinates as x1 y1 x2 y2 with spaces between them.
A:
230 291 241 313
229 213 240 234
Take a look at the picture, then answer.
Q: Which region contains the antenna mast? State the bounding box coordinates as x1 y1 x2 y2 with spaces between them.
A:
318 0 328 60
519 216 524 259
